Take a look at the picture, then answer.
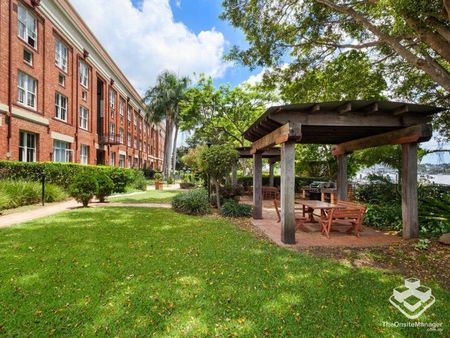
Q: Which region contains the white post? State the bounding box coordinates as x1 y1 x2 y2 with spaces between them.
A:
281 141 296 244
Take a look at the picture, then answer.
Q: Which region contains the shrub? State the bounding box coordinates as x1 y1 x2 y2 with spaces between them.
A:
167 176 174 184
70 173 99 207
131 171 147 191
154 172 163 181
96 173 115 202
210 193 223 208
364 204 402 231
220 200 252 218
180 182 196 189
0 180 67 210
172 189 210 215
142 167 155 179
0 161 139 192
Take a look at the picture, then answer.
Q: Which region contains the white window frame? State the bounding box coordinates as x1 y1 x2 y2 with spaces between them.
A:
127 106 132 121
110 152 116 167
19 131 37 162
18 5 37 49
80 144 89 165
55 39 68 72
55 92 68 122
23 48 33 66
79 61 89 88
17 71 37 110
53 140 71 163
79 106 89 130
119 99 125 116
119 128 124 144
127 134 131 147
109 89 116 109
119 154 125 168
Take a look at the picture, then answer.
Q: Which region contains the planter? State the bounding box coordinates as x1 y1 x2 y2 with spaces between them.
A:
155 181 163 190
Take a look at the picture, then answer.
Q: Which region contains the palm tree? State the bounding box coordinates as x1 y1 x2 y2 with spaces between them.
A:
143 71 190 178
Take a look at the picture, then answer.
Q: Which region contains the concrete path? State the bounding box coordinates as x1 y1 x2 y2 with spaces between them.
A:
0 200 171 229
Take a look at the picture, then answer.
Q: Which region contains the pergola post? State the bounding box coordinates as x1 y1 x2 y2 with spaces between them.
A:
336 154 348 201
269 160 275 187
281 141 296 244
401 143 419 239
231 161 238 186
252 153 263 219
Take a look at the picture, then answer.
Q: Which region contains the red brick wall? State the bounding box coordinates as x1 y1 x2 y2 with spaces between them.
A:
0 0 164 169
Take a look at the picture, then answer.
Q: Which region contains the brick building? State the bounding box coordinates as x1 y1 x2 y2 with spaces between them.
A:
0 0 165 169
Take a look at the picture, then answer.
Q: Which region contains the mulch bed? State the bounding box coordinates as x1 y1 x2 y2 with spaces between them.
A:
229 217 450 290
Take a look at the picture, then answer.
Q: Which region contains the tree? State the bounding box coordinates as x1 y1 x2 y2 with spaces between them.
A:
221 0 450 139
200 145 239 208
180 75 274 147
143 71 190 178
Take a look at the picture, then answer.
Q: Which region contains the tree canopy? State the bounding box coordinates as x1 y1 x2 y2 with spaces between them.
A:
221 0 450 140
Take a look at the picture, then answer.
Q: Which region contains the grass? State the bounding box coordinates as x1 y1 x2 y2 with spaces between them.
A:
0 208 449 337
108 190 179 203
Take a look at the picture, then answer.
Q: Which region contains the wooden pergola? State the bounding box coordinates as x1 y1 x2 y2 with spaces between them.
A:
242 100 445 244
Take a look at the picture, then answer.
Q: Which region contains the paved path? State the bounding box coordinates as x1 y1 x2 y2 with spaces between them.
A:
0 200 171 229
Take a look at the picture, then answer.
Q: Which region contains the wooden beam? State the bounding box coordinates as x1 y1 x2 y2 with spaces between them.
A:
393 105 409 116
251 123 301 154
281 141 296 244
401 143 419 239
338 102 352 114
332 124 432 156
360 102 378 114
252 153 263 219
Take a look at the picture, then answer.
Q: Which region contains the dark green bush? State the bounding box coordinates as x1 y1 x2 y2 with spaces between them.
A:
220 200 252 218
172 189 210 215
0 180 67 210
142 167 155 179
70 173 99 207
364 204 403 231
237 176 327 192
96 173 115 202
167 176 174 184
210 193 223 208
354 175 399 204
0 161 140 192
180 182 196 189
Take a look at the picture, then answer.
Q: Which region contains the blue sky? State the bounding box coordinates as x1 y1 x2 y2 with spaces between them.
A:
73 0 448 165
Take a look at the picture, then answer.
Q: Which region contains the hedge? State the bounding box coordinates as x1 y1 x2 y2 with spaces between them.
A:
0 161 144 193
237 176 328 192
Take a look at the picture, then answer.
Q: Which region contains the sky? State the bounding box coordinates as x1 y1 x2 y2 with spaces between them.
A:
70 0 448 165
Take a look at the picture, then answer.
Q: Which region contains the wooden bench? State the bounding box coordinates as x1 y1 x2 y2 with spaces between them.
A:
320 201 366 238
273 200 306 231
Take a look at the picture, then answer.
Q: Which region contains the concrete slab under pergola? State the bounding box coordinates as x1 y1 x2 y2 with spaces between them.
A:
242 100 445 244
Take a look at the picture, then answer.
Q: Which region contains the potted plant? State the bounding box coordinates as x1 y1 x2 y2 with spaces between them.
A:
154 172 163 190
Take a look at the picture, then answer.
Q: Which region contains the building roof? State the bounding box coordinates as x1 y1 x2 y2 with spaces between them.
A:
243 100 446 145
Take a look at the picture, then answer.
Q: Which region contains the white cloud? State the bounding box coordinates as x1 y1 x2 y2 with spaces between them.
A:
245 69 266 86
71 0 230 94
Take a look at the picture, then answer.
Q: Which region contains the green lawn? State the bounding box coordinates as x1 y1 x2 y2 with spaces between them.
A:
108 190 179 203
0 208 448 337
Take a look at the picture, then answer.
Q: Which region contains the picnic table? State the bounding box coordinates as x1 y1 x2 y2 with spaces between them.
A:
295 199 346 223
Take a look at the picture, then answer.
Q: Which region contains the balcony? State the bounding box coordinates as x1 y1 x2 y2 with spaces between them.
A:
99 134 122 145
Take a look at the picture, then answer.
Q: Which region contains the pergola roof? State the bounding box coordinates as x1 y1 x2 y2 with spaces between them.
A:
243 100 446 144
237 147 280 160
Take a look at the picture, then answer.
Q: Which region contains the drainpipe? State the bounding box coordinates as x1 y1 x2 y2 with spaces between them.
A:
7 0 13 158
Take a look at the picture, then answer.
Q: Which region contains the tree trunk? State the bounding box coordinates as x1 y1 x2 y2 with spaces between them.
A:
163 114 174 178
172 124 179 178
215 179 221 209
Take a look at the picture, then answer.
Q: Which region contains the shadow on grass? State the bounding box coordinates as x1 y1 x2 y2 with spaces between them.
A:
0 207 448 337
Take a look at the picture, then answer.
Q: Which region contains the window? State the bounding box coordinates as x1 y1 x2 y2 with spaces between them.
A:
58 73 65 87
128 156 132 168
23 48 33 65
133 113 137 126
79 61 89 88
134 137 137 149
55 92 68 121
17 71 37 109
119 128 124 144
53 140 71 163
18 5 37 48
119 154 125 168
110 152 116 167
19 131 37 162
127 106 132 121
79 106 89 130
109 89 116 109
127 134 131 147
55 40 68 72
81 90 87 101
80 144 89 165
119 98 125 116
